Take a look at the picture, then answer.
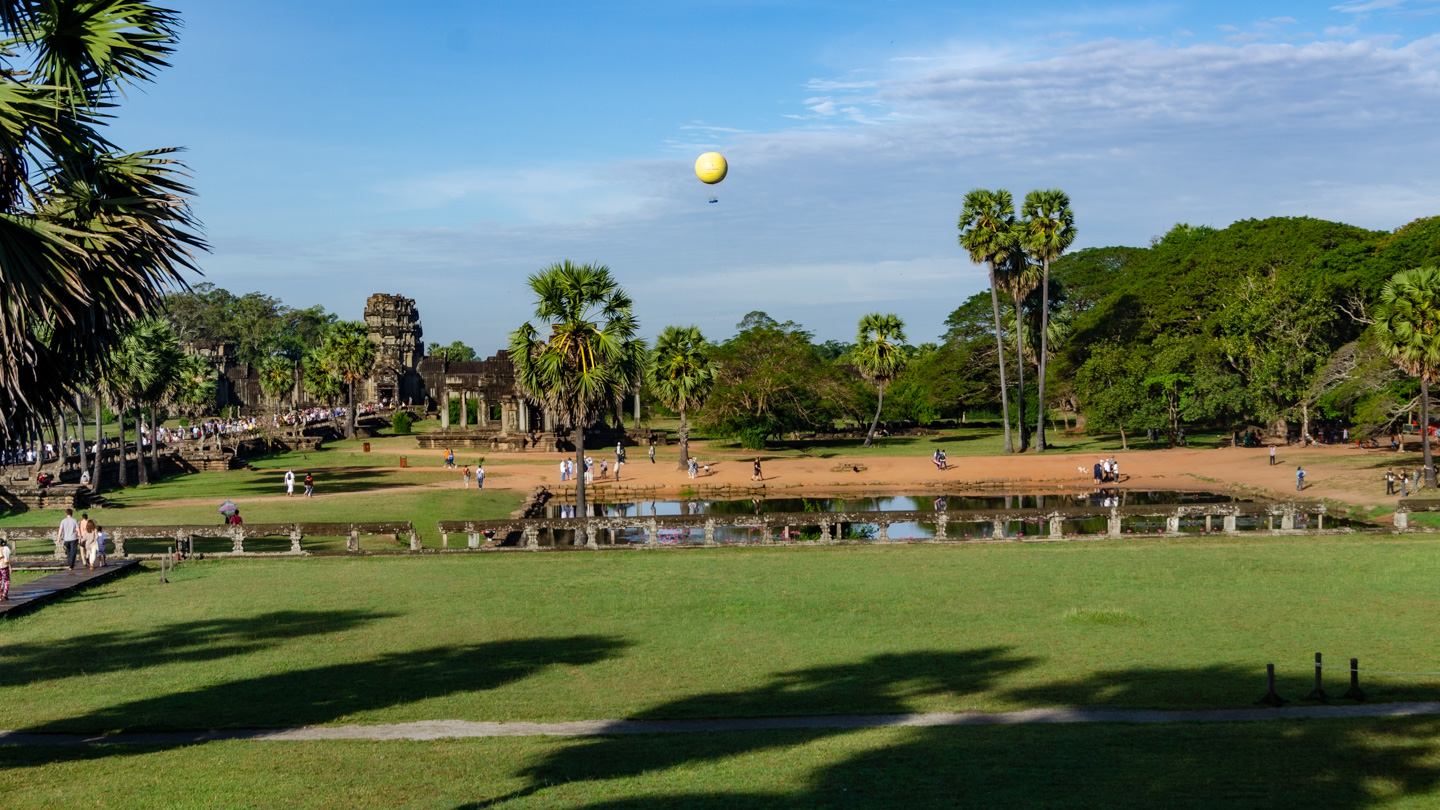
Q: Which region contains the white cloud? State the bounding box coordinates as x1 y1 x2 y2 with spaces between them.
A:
1332 0 1409 11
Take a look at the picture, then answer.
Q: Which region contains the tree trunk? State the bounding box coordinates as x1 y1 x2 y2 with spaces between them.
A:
58 413 68 477
676 406 690 472
150 405 160 470
1424 377 1436 487
864 383 885 448
1301 402 1310 444
1013 292 1027 453
633 390 641 427
346 382 357 439
573 422 591 547
1119 425 1128 451
116 402 128 488
987 269 1013 453
1035 257 1051 452
92 397 103 493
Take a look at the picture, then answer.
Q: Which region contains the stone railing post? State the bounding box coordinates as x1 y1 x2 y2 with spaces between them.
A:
113 528 125 558
441 531 449 548
524 525 539 548
935 515 947 541
648 518 659 545
229 528 244 554
1049 515 1063 539
290 526 302 554
1281 509 1295 531
347 529 359 552
52 530 63 560
468 532 480 549
761 519 773 544
1107 512 1122 538
584 520 598 549
1316 512 1324 531
877 520 889 542
992 518 1006 540
1223 514 1237 533
1165 515 1180 534
704 519 716 546
1395 508 1410 530
409 531 421 551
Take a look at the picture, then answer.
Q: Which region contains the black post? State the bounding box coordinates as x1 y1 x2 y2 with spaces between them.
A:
1342 657 1366 701
1256 663 1287 707
1304 652 1329 702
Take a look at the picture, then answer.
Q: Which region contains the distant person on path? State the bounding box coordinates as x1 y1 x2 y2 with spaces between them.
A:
649 445 655 464
1092 461 1103 486
559 459 568 482
476 464 485 490
1387 470 1396 495
304 473 314 498
1269 445 1277 466
0 539 10 600
616 442 624 466
57 508 79 569
601 459 609 479
284 469 295 497
1296 466 1306 492
1414 468 1423 494
445 449 455 468
1402 474 1410 497
462 465 471 488
752 458 762 482
95 526 108 567
79 513 98 570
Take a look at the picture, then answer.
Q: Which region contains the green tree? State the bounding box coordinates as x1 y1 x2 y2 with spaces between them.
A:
319 321 376 440
303 350 344 433
1021 189 1077 451
1374 266 1440 486
854 313 908 448
165 353 216 443
647 326 717 472
508 262 646 544
0 0 203 438
258 355 297 435
959 189 1017 453
98 318 167 487
136 318 182 475
434 340 478 362
997 239 1039 451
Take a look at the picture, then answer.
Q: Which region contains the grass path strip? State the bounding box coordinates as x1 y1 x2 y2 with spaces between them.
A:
7 702 1440 745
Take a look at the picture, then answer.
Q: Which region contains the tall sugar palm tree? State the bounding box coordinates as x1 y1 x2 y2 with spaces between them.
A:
509 262 646 546
98 318 166 487
997 240 1039 452
854 313 908 448
1021 189 1076 452
165 352 215 449
1375 266 1440 487
319 322 375 440
302 349 343 434
137 317 181 475
959 189 1017 453
0 1 204 440
258 355 296 433
647 325 716 471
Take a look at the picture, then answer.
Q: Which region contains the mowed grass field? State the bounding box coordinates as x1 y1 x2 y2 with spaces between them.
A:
4 537 1440 807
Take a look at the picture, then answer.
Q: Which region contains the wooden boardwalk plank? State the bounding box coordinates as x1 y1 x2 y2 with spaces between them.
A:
0 558 141 619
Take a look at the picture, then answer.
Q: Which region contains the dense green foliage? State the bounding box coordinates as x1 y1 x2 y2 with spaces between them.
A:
163 282 336 364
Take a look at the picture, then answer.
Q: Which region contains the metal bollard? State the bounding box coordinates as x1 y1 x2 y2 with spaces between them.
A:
1256 663 1287 707
1304 652 1329 702
1342 658 1366 701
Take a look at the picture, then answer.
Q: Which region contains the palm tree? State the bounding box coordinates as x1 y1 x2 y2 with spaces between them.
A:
997 241 1039 452
509 262 646 546
647 326 717 471
258 355 296 438
1021 189 1077 452
854 313 908 448
319 322 376 440
137 318 182 475
165 352 216 449
1375 266 1440 487
302 350 344 435
959 189 1017 453
98 318 165 487
0 1 204 441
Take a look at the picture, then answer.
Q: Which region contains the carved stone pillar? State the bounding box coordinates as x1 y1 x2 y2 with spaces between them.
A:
480 395 489 427
1223 515 1237 533
1165 516 1180 534
459 391 468 430
440 392 450 430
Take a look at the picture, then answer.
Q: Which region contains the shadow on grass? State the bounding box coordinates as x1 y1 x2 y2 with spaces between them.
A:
24 634 628 734
458 654 1440 809
0 609 396 688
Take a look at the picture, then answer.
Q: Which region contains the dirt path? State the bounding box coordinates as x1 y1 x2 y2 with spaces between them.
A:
4 701 1437 745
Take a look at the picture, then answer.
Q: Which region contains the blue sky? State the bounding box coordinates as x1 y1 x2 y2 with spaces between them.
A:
110 0 1440 349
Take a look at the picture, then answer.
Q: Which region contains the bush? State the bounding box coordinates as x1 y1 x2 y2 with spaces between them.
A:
392 410 412 435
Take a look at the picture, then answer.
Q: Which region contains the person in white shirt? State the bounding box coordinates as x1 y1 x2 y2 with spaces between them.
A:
284 469 295 497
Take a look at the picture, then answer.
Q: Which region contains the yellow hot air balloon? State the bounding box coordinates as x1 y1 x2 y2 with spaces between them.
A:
695 152 728 185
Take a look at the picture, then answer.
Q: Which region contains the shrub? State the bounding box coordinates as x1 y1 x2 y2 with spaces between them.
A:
392 410 412 435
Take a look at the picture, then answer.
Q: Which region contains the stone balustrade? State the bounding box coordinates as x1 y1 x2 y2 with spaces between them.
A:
0 521 419 560
439 501 1358 550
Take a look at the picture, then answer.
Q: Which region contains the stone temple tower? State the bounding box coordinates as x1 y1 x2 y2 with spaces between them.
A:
363 293 425 404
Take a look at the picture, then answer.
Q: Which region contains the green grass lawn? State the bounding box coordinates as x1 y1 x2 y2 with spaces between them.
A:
5 536 1440 807
6 717 1440 809
2 536 1438 736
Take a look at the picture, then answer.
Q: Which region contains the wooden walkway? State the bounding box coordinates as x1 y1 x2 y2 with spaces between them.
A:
0 558 141 619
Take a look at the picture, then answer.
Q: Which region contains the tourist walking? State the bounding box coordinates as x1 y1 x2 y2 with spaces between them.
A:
445 449 455 468
560 459 568 482
57 508 79 569
284 469 295 497
79 513 98 570
1387 470 1396 495
1402 474 1410 497
0 539 10 601
649 444 655 464
476 464 485 490
95 526 108 567
752 457 762 482
1296 466 1306 492
616 442 624 466
462 465 471 488
1269 445 1276 466
601 459 609 479
304 473 314 498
